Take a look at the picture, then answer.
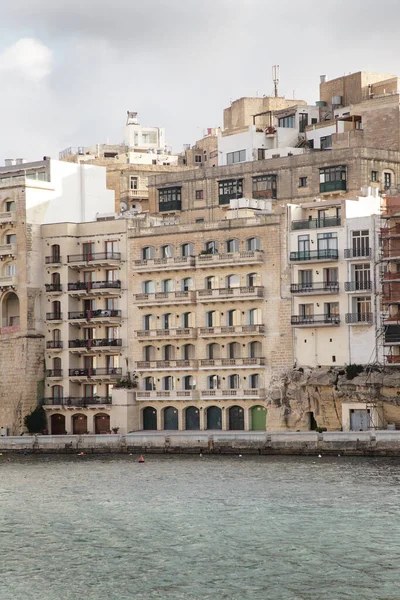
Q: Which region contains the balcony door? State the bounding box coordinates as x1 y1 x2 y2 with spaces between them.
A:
83 243 94 260
352 230 369 257
354 264 371 290
298 235 310 259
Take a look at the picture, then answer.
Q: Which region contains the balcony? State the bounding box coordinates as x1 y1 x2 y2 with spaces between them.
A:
0 275 17 289
381 247 400 261
134 291 196 306
159 200 182 213
198 325 265 337
344 281 372 292
197 287 264 302
380 224 400 238
200 389 266 399
199 358 265 368
344 248 371 259
69 339 122 353
68 280 121 296
45 256 62 266
133 256 195 273
46 369 63 379
45 283 63 294
291 314 340 327
289 249 338 263
136 328 197 340
136 390 199 401
69 367 122 380
345 313 373 325
46 312 63 322
319 180 347 194
0 211 16 224
67 252 121 267
136 359 198 371
385 355 400 365
383 272 400 283
384 328 400 346
43 397 112 407
290 282 339 295
46 341 63 350
197 250 264 268
0 243 16 258
129 188 148 198
291 217 341 231
68 309 121 323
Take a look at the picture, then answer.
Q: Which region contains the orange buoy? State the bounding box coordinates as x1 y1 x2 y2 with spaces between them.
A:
138 455 145 463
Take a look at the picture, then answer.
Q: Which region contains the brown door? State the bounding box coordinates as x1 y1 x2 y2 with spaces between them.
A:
50 414 65 435
94 413 110 434
72 414 88 435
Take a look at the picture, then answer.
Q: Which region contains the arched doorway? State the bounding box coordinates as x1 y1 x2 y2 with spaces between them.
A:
185 406 200 430
206 406 222 430
251 405 267 431
72 414 88 435
50 413 65 435
229 405 244 430
94 413 110 434
164 406 178 430
2 292 20 327
143 407 157 430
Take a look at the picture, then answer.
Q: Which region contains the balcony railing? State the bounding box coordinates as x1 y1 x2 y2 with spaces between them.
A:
291 314 340 326
200 388 265 398
69 338 122 349
290 249 338 262
136 390 198 401
199 358 265 367
45 256 62 264
344 281 372 292
344 248 371 259
43 397 112 407
46 369 63 378
136 328 197 339
386 355 400 364
68 309 121 320
46 313 63 321
68 281 121 292
133 256 195 271
291 217 341 230
290 282 339 294
0 243 16 256
0 276 18 287
135 291 196 304
45 283 63 293
345 313 373 324
46 341 63 349
197 286 264 300
69 368 122 377
198 325 265 336
67 252 121 263
0 211 16 223
136 360 197 370
197 250 263 267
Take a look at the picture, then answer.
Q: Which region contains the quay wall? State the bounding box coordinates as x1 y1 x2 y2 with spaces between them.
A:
3 431 400 455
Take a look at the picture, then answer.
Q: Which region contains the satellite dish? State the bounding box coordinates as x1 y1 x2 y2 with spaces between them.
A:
120 202 128 212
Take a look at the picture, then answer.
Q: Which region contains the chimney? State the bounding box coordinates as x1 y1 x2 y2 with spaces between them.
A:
4 159 14 167
320 75 327 84
15 158 26 165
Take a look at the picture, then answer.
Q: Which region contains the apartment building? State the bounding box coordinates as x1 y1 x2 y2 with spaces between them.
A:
288 193 382 368
128 205 292 432
381 195 400 366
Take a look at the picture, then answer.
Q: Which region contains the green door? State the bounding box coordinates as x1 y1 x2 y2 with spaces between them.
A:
251 405 267 431
164 406 178 430
143 407 157 430
185 406 200 430
206 406 222 430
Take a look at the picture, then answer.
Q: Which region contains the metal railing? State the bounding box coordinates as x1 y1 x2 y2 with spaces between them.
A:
46 370 63 377
291 314 340 325
345 313 373 324
45 284 63 292
45 256 62 264
344 281 372 292
68 280 121 291
290 249 339 261
291 217 341 230
46 313 63 320
67 252 121 263
43 397 112 406
290 282 339 293
68 310 121 320
344 247 371 259
69 338 122 348
69 368 122 377
46 341 63 349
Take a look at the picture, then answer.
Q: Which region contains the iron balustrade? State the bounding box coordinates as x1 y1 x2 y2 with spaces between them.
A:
344 248 371 259
291 314 340 325
291 217 341 230
46 313 63 320
46 369 63 377
45 284 62 292
289 249 339 261
345 313 373 324
45 256 62 264
290 282 339 293
68 309 121 320
46 341 63 349
68 368 122 377
43 397 112 406
69 338 122 348
68 281 121 291
344 281 372 292
67 252 121 263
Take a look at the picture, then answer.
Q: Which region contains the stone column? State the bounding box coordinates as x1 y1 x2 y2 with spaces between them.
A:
64 412 72 435
244 406 250 431
199 407 205 431
178 407 184 431
157 407 163 431
221 406 228 431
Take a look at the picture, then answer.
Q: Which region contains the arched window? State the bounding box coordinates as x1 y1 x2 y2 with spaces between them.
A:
207 375 220 390
181 243 194 257
2 292 20 327
207 343 220 360
183 375 195 390
249 373 260 389
228 342 241 359
162 313 171 329
142 246 154 260
5 232 16 245
51 272 60 286
247 272 259 287
226 274 240 289
182 344 195 360
142 280 155 294
205 275 218 290
205 240 218 254
227 309 240 326
249 341 262 358
163 376 174 390
206 310 216 327
181 277 193 291
52 329 61 343
228 374 240 389
248 308 261 325
52 385 63 400
52 300 61 318
51 244 60 262
53 357 61 376
142 314 153 330
161 279 174 292
246 237 261 251
162 344 175 361
226 239 239 253
181 312 191 328
143 345 155 361
143 376 156 390
161 244 174 258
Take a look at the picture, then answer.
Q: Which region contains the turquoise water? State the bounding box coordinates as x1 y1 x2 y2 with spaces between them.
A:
0 454 400 599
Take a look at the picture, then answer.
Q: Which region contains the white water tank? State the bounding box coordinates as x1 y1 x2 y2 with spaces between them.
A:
332 95 343 105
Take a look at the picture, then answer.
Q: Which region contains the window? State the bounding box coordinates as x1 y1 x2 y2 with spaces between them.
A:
161 244 174 258
247 273 259 287
319 166 347 193
144 376 156 391
252 175 277 199
130 176 138 190
248 308 260 325
183 375 195 390
320 135 332 150
106 269 118 282
384 172 392 190
298 270 312 287
6 201 16 212
226 239 239 253
249 341 262 358
308 139 314 149
181 243 194 257
196 218 204 223
142 246 154 260
371 170 378 182
249 374 259 389
52 300 61 317
351 230 369 257
182 344 194 360
206 311 216 327
226 274 240 288
161 279 174 293
82 242 94 259
228 374 240 389
51 244 60 262
299 113 309 133
299 177 308 188
195 190 203 200
226 150 246 165
354 264 371 290
298 234 310 254
278 115 295 128
323 268 338 283
228 342 241 359
163 376 174 391
142 280 155 294
181 312 191 328
207 343 220 359
246 237 260 251
207 375 220 390
195 155 202 163
205 276 217 290
258 149 266 160
181 278 193 292
142 314 152 330
299 304 313 317
354 297 371 319
162 313 171 329
158 187 182 212
317 233 338 253
311 118 318 125
218 179 243 205
105 298 118 311
205 240 218 254
325 302 339 318
227 309 239 326
162 344 174 360
52 385 63 400
7 263 17 276
6 234 16 244
106 326 118 340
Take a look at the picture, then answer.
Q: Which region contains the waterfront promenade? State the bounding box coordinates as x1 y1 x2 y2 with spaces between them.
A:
2 430 400 455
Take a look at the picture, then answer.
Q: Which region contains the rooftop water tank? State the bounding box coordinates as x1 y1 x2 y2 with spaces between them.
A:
332 96 343 105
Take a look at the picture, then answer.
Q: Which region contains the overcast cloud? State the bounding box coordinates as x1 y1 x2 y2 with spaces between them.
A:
0 0 399 162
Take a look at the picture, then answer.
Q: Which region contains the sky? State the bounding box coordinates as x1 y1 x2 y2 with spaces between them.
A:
0 0 399 162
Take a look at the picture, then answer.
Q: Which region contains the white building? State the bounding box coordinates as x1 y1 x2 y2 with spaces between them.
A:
288 193 382 369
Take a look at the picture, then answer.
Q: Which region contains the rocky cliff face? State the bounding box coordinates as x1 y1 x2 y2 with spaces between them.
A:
266 367 400 431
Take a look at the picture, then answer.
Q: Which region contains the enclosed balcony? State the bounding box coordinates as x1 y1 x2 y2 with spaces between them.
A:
136 359 197 371
344 281 372 293
68 309 121 324
136 328 197 340
197 287 264 302
133 256 195 273
345 313 373 325
68 338 122 353
290 282 339 295
199 358 265 368
289 249 338 263
291 217 341 231
196 250 263 268
43 397 112 407
134 291 196 306
198 325 265 337
136 390 199 401
200 389 266 399
291 314 340 327
68 280 121 296
67 252 121 268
